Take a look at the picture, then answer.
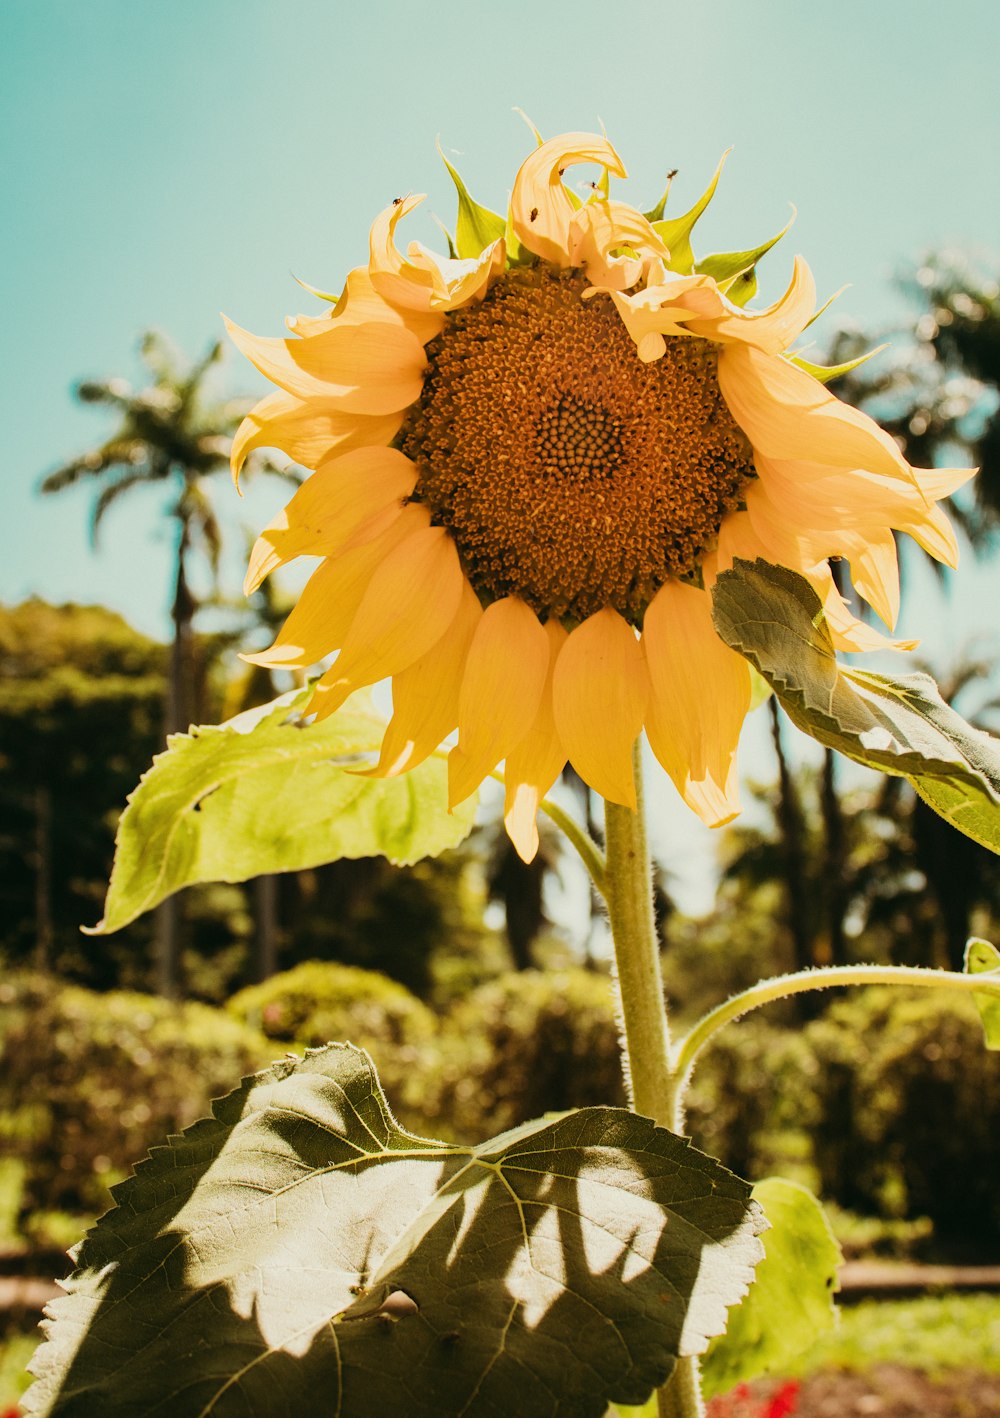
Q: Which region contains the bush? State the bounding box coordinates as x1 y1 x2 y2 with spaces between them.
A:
438 968 627 1141
0 973 274 1227
805 987 1000 1249
227 960 440 1134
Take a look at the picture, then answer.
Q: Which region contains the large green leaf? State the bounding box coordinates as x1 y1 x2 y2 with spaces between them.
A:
712 559 1000 855
701 1178 841 1398
26 1047 765 1417
91 689 477 934
965 937 1000 1049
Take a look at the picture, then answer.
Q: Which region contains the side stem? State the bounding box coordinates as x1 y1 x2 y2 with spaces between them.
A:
603 742 702 1418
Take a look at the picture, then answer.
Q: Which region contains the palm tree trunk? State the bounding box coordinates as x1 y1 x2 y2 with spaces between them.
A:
34 784 53 972
768 697 813 973
255 874 280 982
819 748 848 965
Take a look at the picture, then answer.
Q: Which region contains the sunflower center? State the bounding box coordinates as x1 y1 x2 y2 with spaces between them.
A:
399 266 755 623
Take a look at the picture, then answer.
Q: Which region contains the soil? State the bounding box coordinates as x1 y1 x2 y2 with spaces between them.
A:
757 1367 1000 1417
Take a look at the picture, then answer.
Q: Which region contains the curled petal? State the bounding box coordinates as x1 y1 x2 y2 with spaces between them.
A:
643 581 750 826
503 620 569 863
601 275 722 361
718 344 913 483
567 200 670 291
231 388 403 484
688 256 817 354
511 132 627 266
552 608 648 807
311 522 464 717
369 195 504 313
287 266 444 345
244 446 417 594
448 598 550 808
367 581 483 778
243 506 426 671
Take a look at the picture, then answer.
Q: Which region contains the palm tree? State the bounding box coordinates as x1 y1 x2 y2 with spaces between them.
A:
41 331 294 995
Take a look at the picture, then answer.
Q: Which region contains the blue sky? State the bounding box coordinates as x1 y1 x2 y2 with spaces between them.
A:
4 0 1000 905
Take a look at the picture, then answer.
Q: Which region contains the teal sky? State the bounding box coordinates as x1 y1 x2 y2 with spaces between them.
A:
4 0 1000 903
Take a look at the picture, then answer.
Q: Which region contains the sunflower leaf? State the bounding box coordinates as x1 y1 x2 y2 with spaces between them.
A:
711 559 1000 855
964 937 1000 1049
25 1046 766 1418
702 1178 841 1399
90 688 476 934
437 141 506 259
653 148 731 274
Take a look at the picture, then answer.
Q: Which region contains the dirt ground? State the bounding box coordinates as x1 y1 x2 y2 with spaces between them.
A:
758 1366 1000 1417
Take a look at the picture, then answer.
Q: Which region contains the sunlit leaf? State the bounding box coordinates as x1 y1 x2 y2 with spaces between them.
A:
702 1178 841 1398
711 559 1000 855
965 937 1000 1049
91 688 477 934
26 1047 765 1418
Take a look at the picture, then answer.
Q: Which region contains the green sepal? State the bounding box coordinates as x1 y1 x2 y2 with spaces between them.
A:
513 106 544 146
292 272 341 305
695 208 795 290
789 343 888 384
712 559 1000 857
642 169 677 224
964 937 1000 1049
653 148 731 274
90 688 478 934
702 1178 841 1398
437 140 506 259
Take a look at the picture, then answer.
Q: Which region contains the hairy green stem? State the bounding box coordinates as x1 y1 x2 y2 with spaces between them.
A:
539 795 607 894
602 744 703 1418
674 962 1000 1089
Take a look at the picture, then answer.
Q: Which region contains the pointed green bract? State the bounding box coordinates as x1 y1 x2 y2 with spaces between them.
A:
702 1178 841 1399
26 1047 765 1418
642 170 676 224
437 142 506 260
711 560 1000 856
965 937 1000 1049
789 343 887 384
653 149 731 274
91 688 477 934
695 209 795 289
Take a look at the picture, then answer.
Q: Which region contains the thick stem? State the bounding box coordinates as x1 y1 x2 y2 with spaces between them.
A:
602 743 703 1418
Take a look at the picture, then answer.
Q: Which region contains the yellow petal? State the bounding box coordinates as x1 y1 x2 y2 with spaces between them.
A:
510 132 627 266
718 343 912 483
551 608 648 807
330 264 444 344
244 504 428 670
230 388 403 484
368 582 483 777
368 195 504 313
311 521 464 717
643 580 750 827
503 620 569 863
602 274 720 356
809 562 917 653
448 597 551 807
244 446 418 594
689 256 817 354
897 500 961 568
225 315 426 415
567 200 669 291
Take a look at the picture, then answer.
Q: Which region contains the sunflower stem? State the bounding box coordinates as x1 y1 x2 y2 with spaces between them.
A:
602 743 704 1418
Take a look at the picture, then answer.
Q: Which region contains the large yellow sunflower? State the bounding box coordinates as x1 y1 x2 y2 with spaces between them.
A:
227 132 972 862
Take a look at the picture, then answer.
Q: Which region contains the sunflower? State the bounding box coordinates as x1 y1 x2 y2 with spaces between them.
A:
227 132 972 862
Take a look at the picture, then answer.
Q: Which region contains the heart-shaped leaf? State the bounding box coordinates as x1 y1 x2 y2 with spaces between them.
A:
91 689 476 934
26 1047 765 1417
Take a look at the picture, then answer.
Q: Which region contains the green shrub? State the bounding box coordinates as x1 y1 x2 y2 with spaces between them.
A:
805 987 1000 1248
0 973 274 1227
227 960 440 1134
438 968 627 1141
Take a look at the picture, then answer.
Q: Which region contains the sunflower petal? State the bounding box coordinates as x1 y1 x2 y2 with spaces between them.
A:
369 195 504 313
510 132 627 266
368 582 483 778
551 608 648 808
690 255 817 354
503 620 569 863
225 316 426 415
643 580 750 826
448 598 550 807
230 388 404 484
311 522 464 717
718 343 912 483
244 446 418 594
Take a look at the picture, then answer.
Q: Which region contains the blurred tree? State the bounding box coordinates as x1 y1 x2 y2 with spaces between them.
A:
40 332 294 995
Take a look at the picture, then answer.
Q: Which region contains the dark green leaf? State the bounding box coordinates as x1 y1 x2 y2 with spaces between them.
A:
702 1178 841 1398
91 689 477 933
965 937 1000 1049
712 559 1000 855
27 1047 765 1418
